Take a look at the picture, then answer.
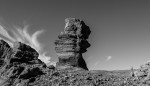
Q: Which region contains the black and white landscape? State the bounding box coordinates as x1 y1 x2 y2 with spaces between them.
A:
0 0 150 86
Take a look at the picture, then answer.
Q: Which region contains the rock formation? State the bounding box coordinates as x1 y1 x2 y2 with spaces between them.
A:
0 40 52 86
55 18 91 70
132 61 150 80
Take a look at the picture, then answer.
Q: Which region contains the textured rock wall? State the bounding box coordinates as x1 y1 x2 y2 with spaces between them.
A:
0 40 54 86
0 40 11 67
55 18 91 70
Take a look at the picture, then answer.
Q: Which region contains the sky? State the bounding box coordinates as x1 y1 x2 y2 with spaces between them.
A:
0 0 150 70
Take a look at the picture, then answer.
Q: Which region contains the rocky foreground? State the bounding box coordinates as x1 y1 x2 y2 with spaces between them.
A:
0 40 137 86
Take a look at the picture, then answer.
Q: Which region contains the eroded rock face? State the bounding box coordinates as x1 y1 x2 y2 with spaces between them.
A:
11 42 43 64
0 40 48 86
55 18 91 70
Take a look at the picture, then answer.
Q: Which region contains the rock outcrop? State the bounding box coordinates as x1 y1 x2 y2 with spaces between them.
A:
132 61 150 81
55 18 91 70
0 40 50 86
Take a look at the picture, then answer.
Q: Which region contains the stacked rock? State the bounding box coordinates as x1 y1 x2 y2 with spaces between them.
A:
55 18 91 70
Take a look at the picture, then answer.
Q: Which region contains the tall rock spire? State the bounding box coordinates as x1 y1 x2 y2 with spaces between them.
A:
55 18 91 70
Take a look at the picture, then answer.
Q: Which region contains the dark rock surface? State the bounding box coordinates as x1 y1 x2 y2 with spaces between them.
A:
55 18 91 70
0 40 11 67
0 40 48 86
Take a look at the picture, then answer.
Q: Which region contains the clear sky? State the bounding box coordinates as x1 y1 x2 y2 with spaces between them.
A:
0 0 150 70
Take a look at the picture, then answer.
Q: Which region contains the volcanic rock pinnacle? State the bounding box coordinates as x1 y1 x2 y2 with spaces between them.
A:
55 18 91 70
